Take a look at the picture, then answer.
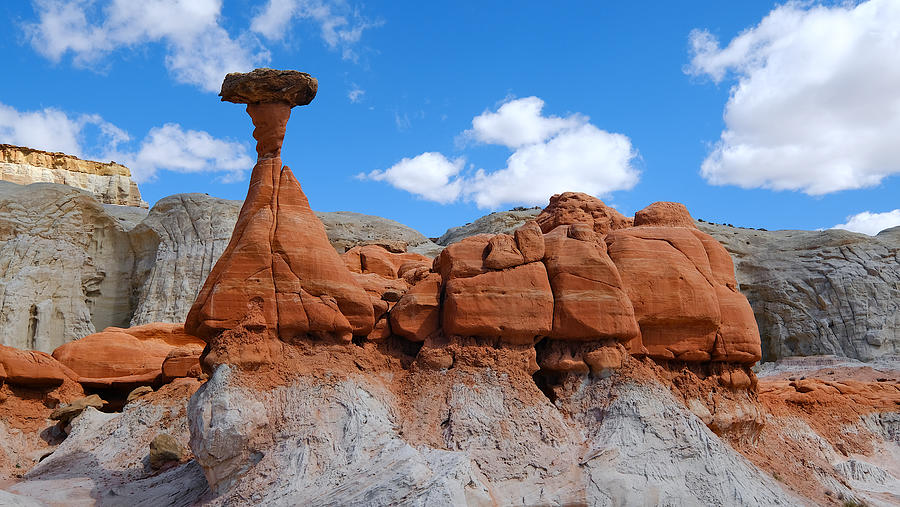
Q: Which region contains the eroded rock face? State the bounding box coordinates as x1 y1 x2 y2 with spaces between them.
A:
535 191 633 235
608 213 761 363
700 223 900 362
130 194 243 326
0 144 147 208
0 182 136 352
52 323 204 390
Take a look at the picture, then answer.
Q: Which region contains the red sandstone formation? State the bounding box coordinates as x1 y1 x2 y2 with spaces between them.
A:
534 191 633 234
607 201 761 363
179 70 761 376
185 70 375 365
0 344 77 387
52 323 204 389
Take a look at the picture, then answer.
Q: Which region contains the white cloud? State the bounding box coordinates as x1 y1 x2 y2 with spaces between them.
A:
251 0 380 62
0 102 251 183
468 123 637 208
348 85 365 103
833 209 900 236
687 0 900 195
26 0 268 92
462 96 583 149
0 102 128 158
113 123 253 182
362 97 639 209
361 152 464 204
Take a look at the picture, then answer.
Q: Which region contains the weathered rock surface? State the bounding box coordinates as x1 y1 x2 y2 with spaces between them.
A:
129 194 243 326
7 380 209 505
0 182 135 352
52 323 204 390
319 210 442 257
220 68 317 107
0 344 75 387
535 191 633 235
437 207 540 245
700 222 900 361
187 350 799 506
0 144 146 208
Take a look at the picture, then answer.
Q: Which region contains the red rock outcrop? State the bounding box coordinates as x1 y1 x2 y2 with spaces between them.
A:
0 344 77 387
185 71 374 362
535 191 633 235
542 224 639 342
606 202 761 363
52 323 204 389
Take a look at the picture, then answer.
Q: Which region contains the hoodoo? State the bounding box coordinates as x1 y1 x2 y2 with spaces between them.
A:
185 69 375 368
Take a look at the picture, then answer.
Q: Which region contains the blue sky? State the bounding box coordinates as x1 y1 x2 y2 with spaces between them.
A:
1 0 899 237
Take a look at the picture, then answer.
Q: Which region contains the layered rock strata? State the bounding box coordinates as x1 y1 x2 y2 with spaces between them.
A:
700 223 900 361
0 144 146 208
0 181 136 352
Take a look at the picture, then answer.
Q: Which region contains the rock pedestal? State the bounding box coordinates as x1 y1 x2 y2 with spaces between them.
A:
185 69 373 368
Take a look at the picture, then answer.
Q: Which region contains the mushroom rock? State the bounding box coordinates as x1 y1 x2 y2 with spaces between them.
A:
0 344 76 387
185 69 374 358
52 323 204 389
535 192 632 235
542 224 640 342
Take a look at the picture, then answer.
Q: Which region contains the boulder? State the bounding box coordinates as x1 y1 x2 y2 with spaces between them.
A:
483 234 525 270
633 201 696 229
542 225 639 342
435 234 491 281
390 273 442 342
50 394 106 426
52 323 204 389
149 433 184 470
220 68 317 107
126 386 154 404
443 262 553 344
0 344 74 387
534 192 632 235
607 226 721 361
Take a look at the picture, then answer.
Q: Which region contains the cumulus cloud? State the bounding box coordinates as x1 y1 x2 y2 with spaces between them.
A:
687 0 900 195
112 123 254 182
362 152 464 204
0 102 128 158
25 0 268 92
25 0 377 92
461 96 583 149
832 209 900 236
0 102 251 183
251 0 380 62
361 97 639 209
